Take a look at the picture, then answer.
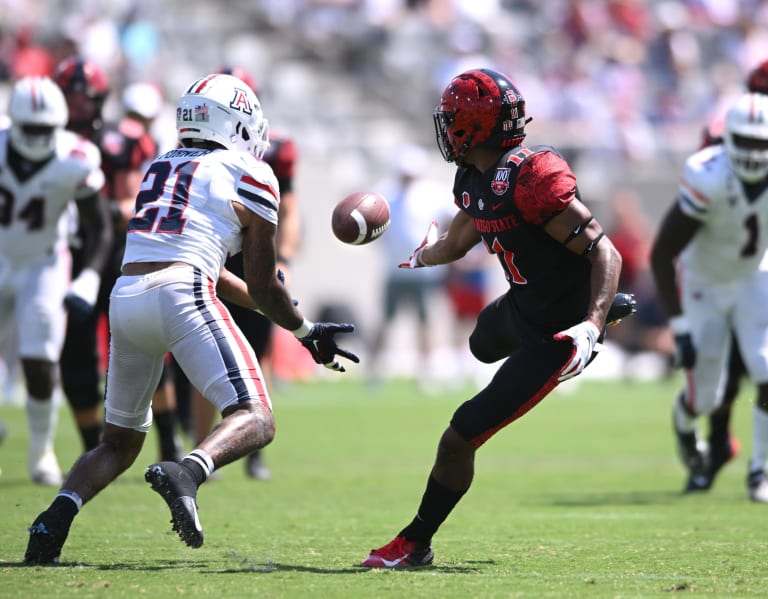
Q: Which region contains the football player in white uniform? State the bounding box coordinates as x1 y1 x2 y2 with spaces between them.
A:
0 76 111 486
651 92 768 502
25 73 359 565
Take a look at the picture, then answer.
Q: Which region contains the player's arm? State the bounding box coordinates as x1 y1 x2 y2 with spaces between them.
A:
231 201 302 329
405 210 481 267
76 190 114 276
112 167 146 230
275 188 299 277
545 198 622 327
650 202 700 319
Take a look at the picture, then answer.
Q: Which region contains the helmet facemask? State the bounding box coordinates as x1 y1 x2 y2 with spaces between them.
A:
725 93 768 183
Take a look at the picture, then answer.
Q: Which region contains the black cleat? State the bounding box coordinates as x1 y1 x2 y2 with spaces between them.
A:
685 435 739 492
606 292 637 326
24 511 69 565
145 462 204 548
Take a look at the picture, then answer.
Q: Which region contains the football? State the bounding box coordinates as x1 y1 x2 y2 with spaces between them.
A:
331 191 390 245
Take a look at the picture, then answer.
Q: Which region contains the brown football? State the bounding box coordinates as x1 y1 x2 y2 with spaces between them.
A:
331 191 390 245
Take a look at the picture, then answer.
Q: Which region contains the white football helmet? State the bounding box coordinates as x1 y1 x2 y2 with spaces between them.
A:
724 92 768 183
176 73 269 158
8 76 68 161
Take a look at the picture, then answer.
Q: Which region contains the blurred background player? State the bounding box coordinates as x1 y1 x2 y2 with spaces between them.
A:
54 57 182 461
176 65 301 480
367 145 451 388
651 91 768 502
680 58 768 492
0 76 112 485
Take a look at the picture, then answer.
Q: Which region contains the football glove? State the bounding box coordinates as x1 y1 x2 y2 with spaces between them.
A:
668 315 696 369
64 268 100 323
399 221 439 269
294 321 359 372
553 320 601 382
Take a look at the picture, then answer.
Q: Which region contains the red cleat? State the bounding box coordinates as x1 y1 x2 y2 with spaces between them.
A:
359 535 434 568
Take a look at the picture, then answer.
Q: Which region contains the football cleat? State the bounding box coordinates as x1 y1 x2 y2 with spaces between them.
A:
245 451 271 481
606 292 637 327
359 535 434 568
24 511 70 565
685 434 740 493
145 462 204 548
748 469 768 503
29 446 62 487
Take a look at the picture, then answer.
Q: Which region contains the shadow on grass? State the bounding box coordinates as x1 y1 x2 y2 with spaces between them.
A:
5 559 488 575
545 490 683 507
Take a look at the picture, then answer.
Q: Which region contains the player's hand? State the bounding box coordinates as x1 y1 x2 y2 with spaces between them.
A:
553 320 601 382
64 268 100 323
399 221 438 269
668 315 696 369
295 322 360 372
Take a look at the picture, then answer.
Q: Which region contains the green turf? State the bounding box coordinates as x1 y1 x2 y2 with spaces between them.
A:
1 375 766 598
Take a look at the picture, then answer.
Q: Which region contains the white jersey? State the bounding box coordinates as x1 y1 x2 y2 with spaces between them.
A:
0 128 104 268
677 144 768 282
123 147 280 282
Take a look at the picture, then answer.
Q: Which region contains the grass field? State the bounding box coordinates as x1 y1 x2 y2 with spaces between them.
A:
1 375 766 598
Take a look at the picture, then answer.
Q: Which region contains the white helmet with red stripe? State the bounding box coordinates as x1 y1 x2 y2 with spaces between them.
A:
725 92 768 183
176 73 269 158
8 76 68 161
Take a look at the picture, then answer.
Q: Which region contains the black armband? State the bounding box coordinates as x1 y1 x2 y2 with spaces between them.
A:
581 232 604 256
563 216 594 245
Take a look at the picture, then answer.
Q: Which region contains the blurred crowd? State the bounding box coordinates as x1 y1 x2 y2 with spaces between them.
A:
1 0 767 382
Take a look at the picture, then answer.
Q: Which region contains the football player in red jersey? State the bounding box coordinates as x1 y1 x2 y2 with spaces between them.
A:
360 68 625 568
54 58 182 461
181 66 301 480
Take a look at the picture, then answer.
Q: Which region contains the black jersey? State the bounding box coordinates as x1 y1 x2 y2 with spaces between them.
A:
453 145 591 333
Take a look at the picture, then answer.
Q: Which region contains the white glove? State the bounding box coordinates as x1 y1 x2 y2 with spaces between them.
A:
399 221 439 269
553 320 601 382
64 267 100 321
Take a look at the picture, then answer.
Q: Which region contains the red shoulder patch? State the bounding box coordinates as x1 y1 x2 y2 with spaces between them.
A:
515 151 576 224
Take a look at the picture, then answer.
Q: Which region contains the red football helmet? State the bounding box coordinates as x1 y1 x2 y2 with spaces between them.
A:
216 66 259 95
53 57 109 137
433 68 528 165
747 60 768 94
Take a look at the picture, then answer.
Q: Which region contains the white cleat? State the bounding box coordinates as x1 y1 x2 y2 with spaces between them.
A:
749 479 768 503
29 447 62 486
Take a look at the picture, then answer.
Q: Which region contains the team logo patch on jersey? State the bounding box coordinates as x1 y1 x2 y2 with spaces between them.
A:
194 104 209 122
491 168 511 196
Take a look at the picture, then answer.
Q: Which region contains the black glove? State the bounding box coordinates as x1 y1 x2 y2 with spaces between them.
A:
673 333 696 369
298 322 360 372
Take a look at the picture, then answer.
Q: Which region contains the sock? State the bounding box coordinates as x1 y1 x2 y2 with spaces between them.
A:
398 474 468 545
49 492 82 528
673 392 696 434
750 406 768 474
154 410 181 461
25 393 60 451
80 425 103 451
181 449 214 487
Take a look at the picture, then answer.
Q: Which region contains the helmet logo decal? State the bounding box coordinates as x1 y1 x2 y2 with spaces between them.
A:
230 88 253 115
491 168 511 195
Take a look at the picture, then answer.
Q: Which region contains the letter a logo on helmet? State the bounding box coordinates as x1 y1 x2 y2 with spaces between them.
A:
230 89 253 115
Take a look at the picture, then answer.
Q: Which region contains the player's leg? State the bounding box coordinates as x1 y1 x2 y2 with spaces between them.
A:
25 291 161 565
18 255 70 485
674 293 731 492
747 382 768 502
151 361 183 462
146 272 275 547
361 320 571 568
